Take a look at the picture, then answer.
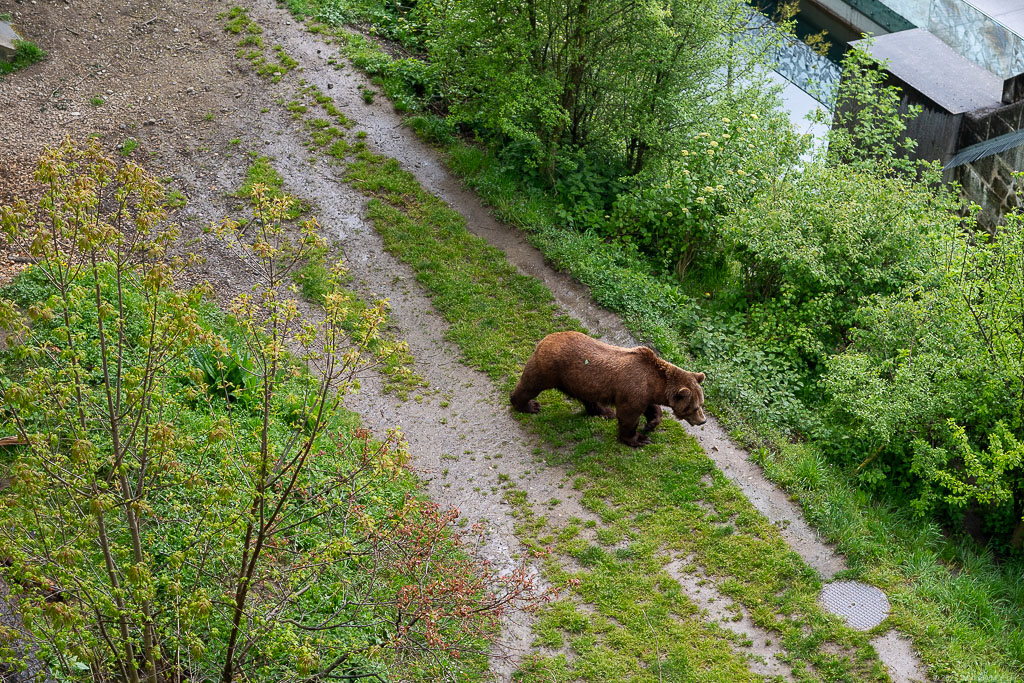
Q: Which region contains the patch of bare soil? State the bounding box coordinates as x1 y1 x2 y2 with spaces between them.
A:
0 0 927 679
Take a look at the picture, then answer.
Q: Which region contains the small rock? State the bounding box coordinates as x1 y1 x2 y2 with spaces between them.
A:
327 83 333 89
0 20 22 59
144 119 156 125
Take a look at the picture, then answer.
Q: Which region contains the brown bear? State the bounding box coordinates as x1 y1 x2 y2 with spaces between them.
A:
510 331 706 447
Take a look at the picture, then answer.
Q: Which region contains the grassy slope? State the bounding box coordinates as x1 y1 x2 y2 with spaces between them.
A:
228 6 1024 681
282 87 889 679
436 140 1024 683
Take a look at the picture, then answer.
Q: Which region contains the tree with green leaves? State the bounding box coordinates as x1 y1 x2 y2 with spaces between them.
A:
0 138 538 681
422 0 761 181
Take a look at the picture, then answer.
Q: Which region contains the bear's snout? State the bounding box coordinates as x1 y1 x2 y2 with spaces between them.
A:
672 403 706 426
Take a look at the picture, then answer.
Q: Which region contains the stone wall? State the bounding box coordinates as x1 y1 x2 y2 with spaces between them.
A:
947 102 1024 228
951 145 1024 228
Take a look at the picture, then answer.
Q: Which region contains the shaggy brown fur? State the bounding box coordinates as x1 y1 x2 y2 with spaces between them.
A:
510 331 706 447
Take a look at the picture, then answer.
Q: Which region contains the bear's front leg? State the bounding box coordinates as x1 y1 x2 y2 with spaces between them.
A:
642 404 662 432
616 409 650 448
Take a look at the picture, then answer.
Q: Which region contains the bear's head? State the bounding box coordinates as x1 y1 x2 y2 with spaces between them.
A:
669 371 706 426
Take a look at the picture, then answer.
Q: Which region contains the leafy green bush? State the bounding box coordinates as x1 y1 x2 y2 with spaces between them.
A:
190 343 255 402
424 0 756 181
723 162 955 373
826 44 922 175
820 210 1024 548
605 107 806 278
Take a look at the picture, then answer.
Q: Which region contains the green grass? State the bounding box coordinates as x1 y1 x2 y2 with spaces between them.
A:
344 150 579 383
220 5 252 34
299 82 353 127
235 153 307 220
0 40 46 77
119 137 139 156
292 254 332 302
332 144 888 681
221 7 297 83
165 189 187 208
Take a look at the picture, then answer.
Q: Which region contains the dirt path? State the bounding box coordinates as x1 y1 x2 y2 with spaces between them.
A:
0 0 926 680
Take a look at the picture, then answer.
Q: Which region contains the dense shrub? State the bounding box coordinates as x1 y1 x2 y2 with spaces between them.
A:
820 212 1024 547
605 105 807 277
723 162 954 373
423 0 757 181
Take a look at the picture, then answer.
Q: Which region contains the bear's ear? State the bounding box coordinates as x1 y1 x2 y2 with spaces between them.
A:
695 372 706 385
675 388 691 402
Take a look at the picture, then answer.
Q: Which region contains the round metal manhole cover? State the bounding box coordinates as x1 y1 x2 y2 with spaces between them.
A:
819 581 890 631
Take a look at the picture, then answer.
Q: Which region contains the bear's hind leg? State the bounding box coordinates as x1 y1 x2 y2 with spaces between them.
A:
583 401 616 419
